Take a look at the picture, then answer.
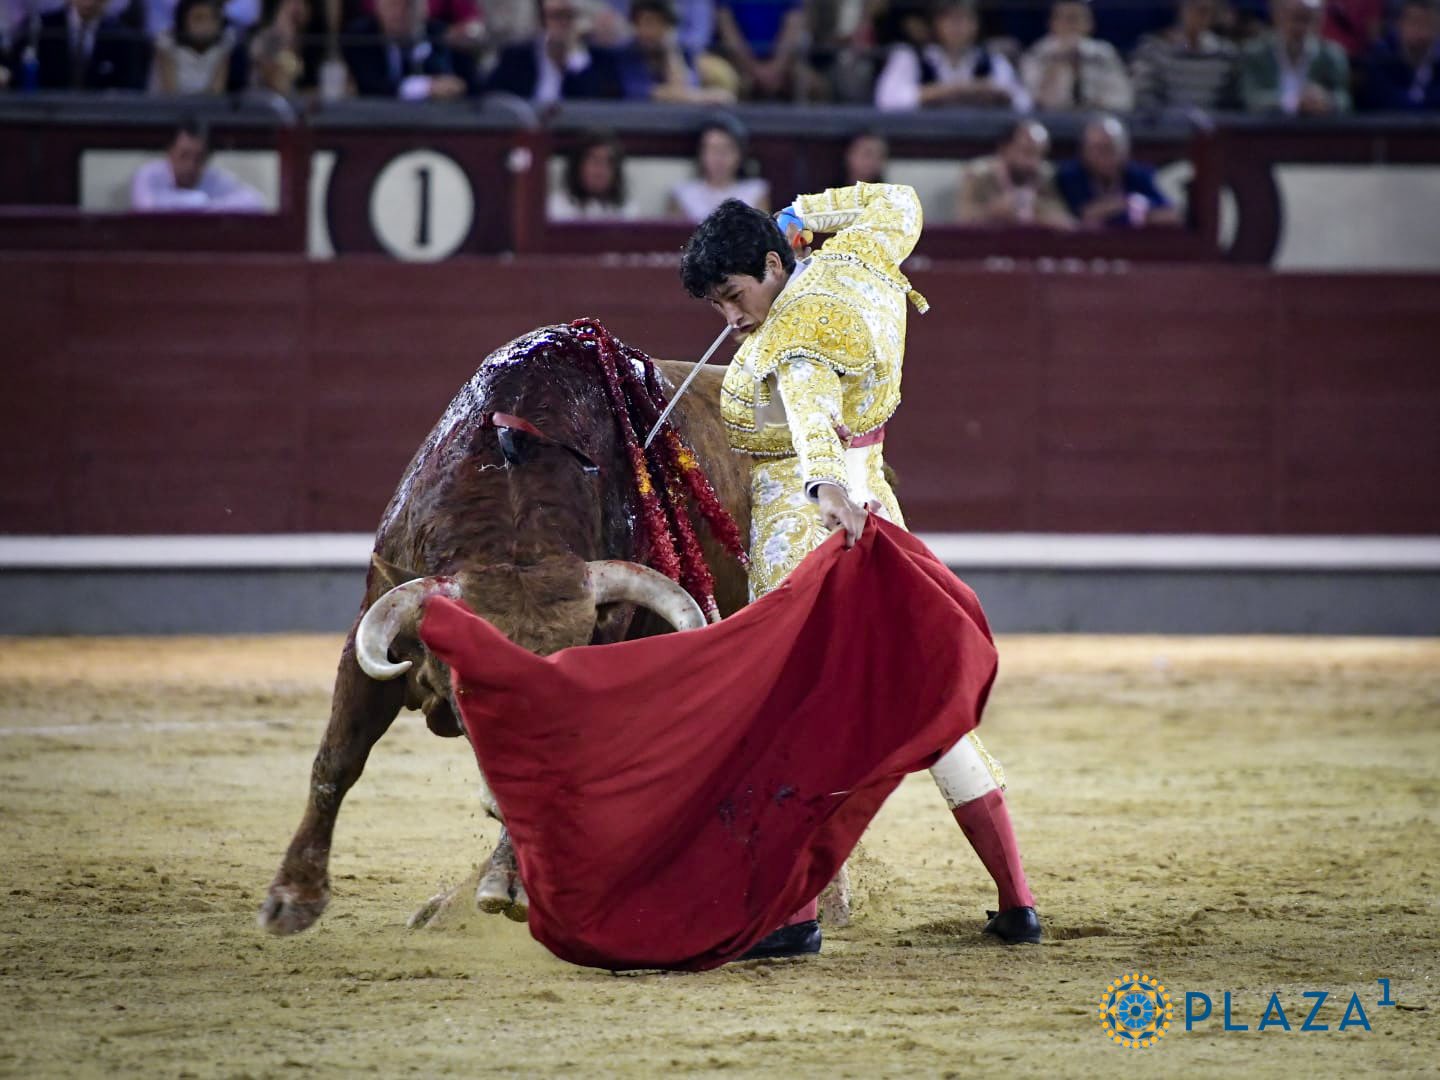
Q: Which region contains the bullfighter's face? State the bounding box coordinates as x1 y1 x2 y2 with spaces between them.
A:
704 250 788 340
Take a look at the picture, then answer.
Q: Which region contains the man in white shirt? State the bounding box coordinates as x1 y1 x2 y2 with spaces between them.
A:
485 0 625 103
1022 0 1135 111
130 120 267 212
875 0 1030 111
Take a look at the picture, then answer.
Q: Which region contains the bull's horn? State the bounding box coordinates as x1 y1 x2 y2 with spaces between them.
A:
355 577 461 680
586 561 705 632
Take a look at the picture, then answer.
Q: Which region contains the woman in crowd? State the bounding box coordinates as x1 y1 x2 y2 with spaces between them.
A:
150 0 242 94
547 131 639 221
249 0 309 95
668 118 770 223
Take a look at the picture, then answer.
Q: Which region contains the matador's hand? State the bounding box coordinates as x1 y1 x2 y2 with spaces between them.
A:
816 483 869 548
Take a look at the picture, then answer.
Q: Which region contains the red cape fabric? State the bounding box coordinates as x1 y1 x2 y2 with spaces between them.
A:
419 518 998 972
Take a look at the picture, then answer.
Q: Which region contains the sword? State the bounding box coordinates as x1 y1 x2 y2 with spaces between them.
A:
642 324 733 449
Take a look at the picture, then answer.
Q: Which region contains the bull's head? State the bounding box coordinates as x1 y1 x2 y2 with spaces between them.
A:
347 324 710 720
353 554 703 704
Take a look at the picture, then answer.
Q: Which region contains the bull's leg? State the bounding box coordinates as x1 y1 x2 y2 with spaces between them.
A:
259 636 406 935
408 827 530 928
475 827 528 922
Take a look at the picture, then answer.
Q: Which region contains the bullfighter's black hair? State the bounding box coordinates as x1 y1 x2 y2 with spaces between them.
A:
679 199 796 300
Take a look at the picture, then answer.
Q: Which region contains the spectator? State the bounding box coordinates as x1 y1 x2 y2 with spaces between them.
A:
434 0 487 73
343 0 467 99
714 0 809 99
1322 0 1384 59
289 0 359 96
955 118 1073 228
1131 0 1240 110
486 0 625 103
1022 0 1135 111
14 0 147 90
842 130 888 185
585 0 720 57
1239 0 1351 114
150 0 241 93
617 0 734 102
668 117 769 222
548 131 639 220
1056 114 1182 228
1360 0 1440 110
140 0 263 38
874 0 1031 111
807 0 887 102
249 0 308 94
130 119 266 211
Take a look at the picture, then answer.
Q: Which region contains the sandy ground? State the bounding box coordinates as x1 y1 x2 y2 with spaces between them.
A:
1 635 1437 1078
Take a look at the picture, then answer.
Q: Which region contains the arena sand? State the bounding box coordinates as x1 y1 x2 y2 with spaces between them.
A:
1 636 1437 1078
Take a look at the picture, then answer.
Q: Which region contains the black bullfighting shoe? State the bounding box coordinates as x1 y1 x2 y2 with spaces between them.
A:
983 907 1043 945
739 919 823 961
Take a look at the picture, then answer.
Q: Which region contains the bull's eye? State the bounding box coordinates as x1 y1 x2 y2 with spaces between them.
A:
497 427 529 466
567 447 600 476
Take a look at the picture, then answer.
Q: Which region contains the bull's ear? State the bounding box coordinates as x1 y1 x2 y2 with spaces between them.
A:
369 552 421 593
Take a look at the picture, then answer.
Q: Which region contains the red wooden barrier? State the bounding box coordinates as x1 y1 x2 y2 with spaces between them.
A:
3 254 1437 535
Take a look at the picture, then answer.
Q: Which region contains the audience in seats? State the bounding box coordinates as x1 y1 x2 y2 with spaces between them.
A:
548 130 639 220
714 0 812 99
1320 0 1385 59
13 0 148 90
149 0 244 93
874 0 1030 112
486 0 624 103
668 116 769 221
130 117 267 210
840 130 888 186
248 0 308 94
342 0 464 98
1130 0 1239 110
1240 0 1351 114
1056 113 1180 228
955 118 1074 229
617 0 734 103
1022 0 1135 111
1360 0 1440 111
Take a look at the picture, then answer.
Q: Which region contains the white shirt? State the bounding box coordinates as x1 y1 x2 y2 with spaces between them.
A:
130 159 267 212
534 39 592 105
670 177 770 224
874 43 1030 112
149 30 236 94
1276 36 1319 115
546 190 639 221
67 5 99 64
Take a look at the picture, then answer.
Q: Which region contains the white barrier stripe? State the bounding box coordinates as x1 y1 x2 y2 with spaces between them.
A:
1 533 1439 571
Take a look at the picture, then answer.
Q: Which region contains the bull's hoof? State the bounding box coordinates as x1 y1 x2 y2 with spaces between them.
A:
258 884 328 936
504 882 529 923
476 865 512 916
476 866 529 922
407 888 454 929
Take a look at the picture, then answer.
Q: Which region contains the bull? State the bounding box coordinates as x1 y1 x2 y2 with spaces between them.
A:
258 322 752 936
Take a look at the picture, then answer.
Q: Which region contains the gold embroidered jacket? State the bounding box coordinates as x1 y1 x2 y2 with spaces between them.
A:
720 182 926 495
